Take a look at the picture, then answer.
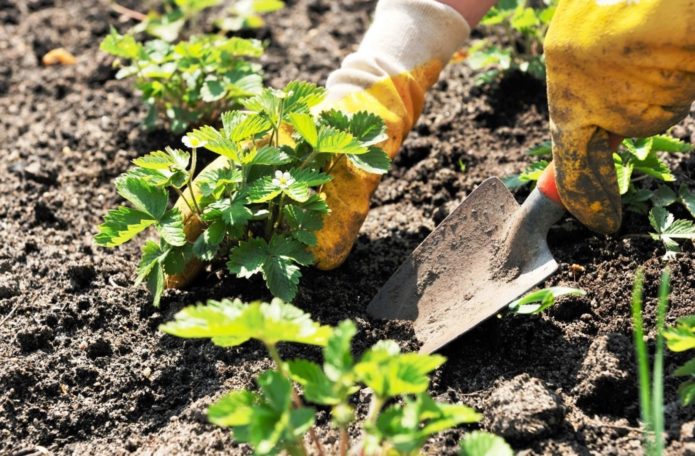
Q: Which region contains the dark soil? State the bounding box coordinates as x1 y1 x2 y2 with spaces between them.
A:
2 0 695 455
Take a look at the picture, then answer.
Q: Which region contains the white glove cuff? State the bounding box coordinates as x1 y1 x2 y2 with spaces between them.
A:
325 0 470 100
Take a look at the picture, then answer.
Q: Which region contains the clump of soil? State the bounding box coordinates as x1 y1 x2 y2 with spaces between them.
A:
2 0 695 455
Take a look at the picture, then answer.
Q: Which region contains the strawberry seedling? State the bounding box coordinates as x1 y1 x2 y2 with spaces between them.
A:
95 81 391 305
465 0 557 84
101 29 264 133
160 298 495 455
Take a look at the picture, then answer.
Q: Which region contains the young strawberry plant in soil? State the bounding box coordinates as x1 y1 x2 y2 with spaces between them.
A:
2 0 695 455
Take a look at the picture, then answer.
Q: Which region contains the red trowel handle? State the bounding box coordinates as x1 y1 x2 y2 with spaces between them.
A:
537 162 563 208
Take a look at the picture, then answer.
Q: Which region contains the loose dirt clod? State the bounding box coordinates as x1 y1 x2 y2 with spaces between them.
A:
573 334 635 416
484 374 566 442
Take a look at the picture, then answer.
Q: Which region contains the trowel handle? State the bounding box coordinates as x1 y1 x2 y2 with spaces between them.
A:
536 162 564 208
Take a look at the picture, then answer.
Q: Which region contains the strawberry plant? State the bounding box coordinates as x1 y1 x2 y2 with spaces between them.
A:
664 314 695 406
465 0 557 84
503 134 695 257
160 298 501 455
95 81 391 306
100 29 264 133
508 286 585 314
124 0 284 42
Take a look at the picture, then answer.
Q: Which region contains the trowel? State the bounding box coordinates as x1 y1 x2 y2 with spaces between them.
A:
367 163 566 354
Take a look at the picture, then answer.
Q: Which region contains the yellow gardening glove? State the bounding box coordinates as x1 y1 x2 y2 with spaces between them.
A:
545 0 695 234
166 0 471 287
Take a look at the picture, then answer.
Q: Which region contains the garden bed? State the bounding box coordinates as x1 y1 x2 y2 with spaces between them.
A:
1 0 695 454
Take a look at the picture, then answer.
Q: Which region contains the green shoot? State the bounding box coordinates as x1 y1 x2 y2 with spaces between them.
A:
95 81 390 305
465 0 557 83
100 29 264 133
508 286 586 314
160 298 493 456
664 316 695 406
631 268 670 456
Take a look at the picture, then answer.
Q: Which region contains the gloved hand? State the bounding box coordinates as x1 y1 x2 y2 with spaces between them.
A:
166 0 471 287
544 0 695 234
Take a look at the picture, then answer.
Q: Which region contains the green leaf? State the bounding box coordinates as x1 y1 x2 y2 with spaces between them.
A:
203 197 253 227
324 320 356 381
136 240 169 284
346 111 387 146
147 262 165 307
282 204 324 246
348 147 391 174
665 316 695 352
283 81 326 112
678 380 695 406
133 148 190 171
316 126 367 155
459 431 513 456
263 257 301 302
508 287 586 314
162 243 193 275
284 181 311 203
246 146 293 166
157 208 187 246
319 109 349 131
196 165 242 197
208 390 257 427
159 297 332 347
652 185 678 207
247 176 282 203
115 175 169 219
289 407 315 438
649 207 695 257
290 169 331 187
201 78 226 102
633 152 675 182
528 140 552 158
287 359 339 404
623 137 653 161
95 206 156 247
288 112 318 148
679 185 695 218
651 134 692 153
100 28 142 60
227 238 268 278
222 111 272 141
193 221 226 261
355 341 445 398
674 358 695 377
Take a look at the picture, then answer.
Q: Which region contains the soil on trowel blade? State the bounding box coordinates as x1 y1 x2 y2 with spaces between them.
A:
1 0 695 454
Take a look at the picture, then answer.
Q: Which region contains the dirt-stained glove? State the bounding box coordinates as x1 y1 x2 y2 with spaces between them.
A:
166 0 470 287
545 0 695 234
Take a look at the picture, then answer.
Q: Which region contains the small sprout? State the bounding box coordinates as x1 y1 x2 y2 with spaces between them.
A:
508 286 586 315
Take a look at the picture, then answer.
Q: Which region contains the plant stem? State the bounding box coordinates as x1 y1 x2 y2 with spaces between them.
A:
274 194 286 230
365 394 384 427
188 148 203 216
266 344 326 456
110 2 147 21
318 155 345 193
300 150 319 169
339 426 349 456
265 201 275 240
173 187 196 215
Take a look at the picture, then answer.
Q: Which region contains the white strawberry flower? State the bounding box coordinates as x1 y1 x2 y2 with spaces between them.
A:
182 135 207 149
272 170 295 189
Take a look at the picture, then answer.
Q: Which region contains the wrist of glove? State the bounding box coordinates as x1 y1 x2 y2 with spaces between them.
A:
165 0 470 288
